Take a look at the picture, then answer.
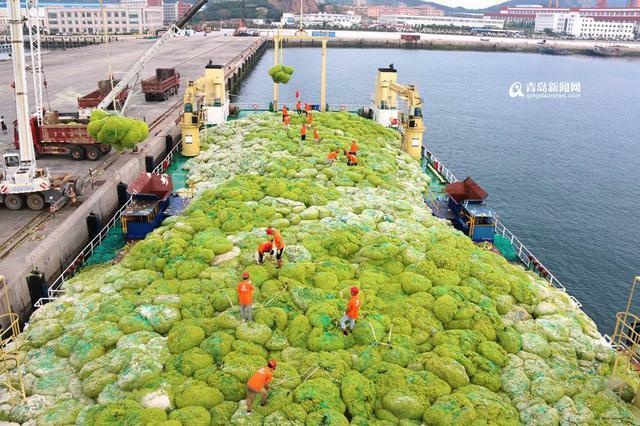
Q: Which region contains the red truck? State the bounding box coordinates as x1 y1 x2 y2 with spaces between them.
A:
78 80 129 117
14 112 112 161
142 68 180 101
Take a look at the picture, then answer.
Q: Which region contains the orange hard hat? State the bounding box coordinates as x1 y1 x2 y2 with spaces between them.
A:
268 359 277 369
350 287 359 295
266 228 274 235
242 272 250 279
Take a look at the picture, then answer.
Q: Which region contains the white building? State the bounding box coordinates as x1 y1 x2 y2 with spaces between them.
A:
44 5 163 35
535 12 636 40
277 12 362 28
379 14 504 29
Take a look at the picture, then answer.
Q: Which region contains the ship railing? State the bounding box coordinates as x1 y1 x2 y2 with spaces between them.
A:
233 102 271 111
422 149 582 309
34 197 132 308
34 143 183 308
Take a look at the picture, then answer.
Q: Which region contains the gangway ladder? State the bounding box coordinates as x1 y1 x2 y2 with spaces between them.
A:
608 275 640 403
0 275 27 405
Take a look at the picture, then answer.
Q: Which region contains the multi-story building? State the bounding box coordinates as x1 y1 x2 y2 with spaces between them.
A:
365 5 444 19
44 5 162 35
0 6 47 33
163 0 191 26
535 11 636 39
277 12 362 28
486 5 640 27
379 14 504 29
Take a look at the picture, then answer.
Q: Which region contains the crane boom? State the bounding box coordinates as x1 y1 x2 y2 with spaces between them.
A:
7 0 36 167
96 0 210 112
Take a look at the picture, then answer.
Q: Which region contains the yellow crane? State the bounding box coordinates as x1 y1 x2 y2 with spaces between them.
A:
371 65 425 160
180 62 227 157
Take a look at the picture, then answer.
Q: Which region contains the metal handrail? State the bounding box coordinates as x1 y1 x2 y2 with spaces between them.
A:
34 143 183 308
422 150 582 308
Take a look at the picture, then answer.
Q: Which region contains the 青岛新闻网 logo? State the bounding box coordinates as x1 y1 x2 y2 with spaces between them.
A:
509 82 525 98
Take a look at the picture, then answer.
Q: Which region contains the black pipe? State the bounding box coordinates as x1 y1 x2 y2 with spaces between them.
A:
86 211 101 241
26 269 48 306
117 182 128 208
145 155 154 173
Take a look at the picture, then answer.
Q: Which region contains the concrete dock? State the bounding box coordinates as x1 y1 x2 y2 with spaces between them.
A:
0 32 266 320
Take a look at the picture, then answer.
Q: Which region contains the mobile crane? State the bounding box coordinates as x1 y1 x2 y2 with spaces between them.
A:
0 0 86 211
370 64 425 160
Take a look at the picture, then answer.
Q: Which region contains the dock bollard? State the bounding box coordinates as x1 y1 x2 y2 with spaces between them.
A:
165 135 174 157
117 182 128 208
145 155 154 173
26 269 48 306
86 211 102 241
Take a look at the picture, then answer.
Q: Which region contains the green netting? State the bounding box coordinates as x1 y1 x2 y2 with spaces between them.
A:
84 225 125 266
494 234 518 261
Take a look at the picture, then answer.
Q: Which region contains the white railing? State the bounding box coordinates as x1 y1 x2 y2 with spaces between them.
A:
34 143 183 308
422 150 582 308
34 197 132 307
233 102 271 111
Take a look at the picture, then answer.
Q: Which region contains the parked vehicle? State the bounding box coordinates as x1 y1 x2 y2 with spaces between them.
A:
78 79 129 118
141 68 180 101
14 111 111 161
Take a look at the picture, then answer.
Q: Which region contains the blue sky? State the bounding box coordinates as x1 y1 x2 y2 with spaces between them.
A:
430 0 506 7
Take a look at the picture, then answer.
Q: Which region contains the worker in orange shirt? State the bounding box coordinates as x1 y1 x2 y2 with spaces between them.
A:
340 287 361 336
296 100 302 115
307 112 313 127
300 125 307 142
282 105 288 121
267 228 285 268
283 114 291 132
313 128 320 143
345 150 358 167
327 148 340 164
349 139 358 156
246 360 277 413
237 272 254 322
304 103 311 114
256 240 274 265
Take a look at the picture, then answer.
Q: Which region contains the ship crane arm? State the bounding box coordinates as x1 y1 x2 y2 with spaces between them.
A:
96 0 210 112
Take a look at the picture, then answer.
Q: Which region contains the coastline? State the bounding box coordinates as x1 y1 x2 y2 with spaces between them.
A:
252 28 640 57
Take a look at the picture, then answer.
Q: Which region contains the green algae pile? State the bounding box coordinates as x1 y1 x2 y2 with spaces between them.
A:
3 112 640 425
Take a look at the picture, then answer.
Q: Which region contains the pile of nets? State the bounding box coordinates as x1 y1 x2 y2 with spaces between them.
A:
88 110 149 151
268 65 294 84
3 112 639 425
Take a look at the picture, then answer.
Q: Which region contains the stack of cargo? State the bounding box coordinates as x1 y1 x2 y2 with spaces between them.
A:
3 113 639 425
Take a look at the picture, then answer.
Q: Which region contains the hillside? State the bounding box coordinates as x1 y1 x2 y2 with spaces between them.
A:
2 112 639 425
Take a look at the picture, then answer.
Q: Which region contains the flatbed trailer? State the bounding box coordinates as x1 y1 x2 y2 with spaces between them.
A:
141 68 180 101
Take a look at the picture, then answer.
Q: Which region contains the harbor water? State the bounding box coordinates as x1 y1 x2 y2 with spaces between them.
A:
237 47 640 334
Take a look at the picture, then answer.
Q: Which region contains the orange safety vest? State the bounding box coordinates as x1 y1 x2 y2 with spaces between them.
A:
248 367 273 391
305 103 310 112
273 231 284 250
284 115 291 125
296 101 302 110
314 129 319 139
237 280 254 305
258 241 273 254
282 106 288 116
346 295 361 319
327 151 338 160
300 126 307 136
307 114 313 124
350 141 358 153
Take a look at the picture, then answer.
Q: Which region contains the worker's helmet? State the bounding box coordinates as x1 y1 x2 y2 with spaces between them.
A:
242 272 250 279
350 287 359 295
268 359 277 369
266 228 274 235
